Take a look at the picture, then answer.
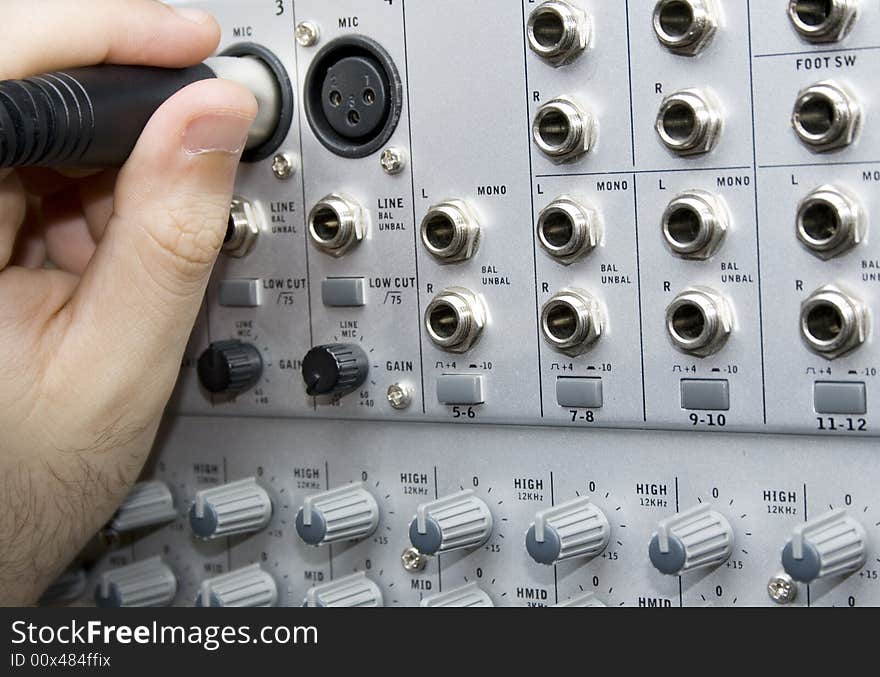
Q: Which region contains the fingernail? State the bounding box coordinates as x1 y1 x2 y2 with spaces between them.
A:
183 113 254 156
172 7 213 24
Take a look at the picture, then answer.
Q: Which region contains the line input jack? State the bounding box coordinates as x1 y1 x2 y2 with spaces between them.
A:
796 185 865 259
661 190 728 260
666 288 732 357
308 194 366 257
652 0 719 56
532 96 596 164
792 81 861 153
541 289 604 356
420 200 480 263
527 1 591 67
788 0 858 44
656 89 723 157
800 284 868 359
224 197 261 258
537 197 601 265
425 288 487 353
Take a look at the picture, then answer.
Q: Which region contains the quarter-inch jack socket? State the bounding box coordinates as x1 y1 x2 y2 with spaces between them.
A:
656 89 723 157
796 185 865 260
526 1 591 67
800 284 869 359
308 194 366 257
652 0 719 56
666 288 733 357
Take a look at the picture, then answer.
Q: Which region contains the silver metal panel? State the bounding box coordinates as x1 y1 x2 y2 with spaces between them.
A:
91 415 880 607
107 0 880 608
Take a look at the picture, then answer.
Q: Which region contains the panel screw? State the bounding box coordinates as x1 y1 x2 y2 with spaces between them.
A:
295 21 320 47
272 153 296 180
387 383 413 410
401 547 427 573
380 147 407 175
767 573 798 605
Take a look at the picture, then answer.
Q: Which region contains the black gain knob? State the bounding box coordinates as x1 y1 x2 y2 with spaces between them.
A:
302 344 369 398
197 340 263 395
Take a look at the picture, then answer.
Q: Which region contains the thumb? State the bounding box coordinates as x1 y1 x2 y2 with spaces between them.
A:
64 78 257 414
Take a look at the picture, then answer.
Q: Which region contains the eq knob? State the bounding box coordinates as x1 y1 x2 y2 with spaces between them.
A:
40 568 88 606
189 478 272 540
420 583 494 608
409 490 493 556
109 480 177 533
295 482 380 546
782 509 868 583
94 557 177 608
553 592 607 608
303 572 384 607
195 564 278 607
301 343 369 397
197 340 263 395
648 504 734 575
526 496 611 565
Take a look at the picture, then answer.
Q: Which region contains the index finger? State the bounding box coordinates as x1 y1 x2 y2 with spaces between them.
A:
0 0 221 80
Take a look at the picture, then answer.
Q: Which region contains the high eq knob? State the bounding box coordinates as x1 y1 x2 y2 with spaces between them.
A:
197 340 263 395
301 343 369 398
526 496 611 565
189 478 273 540
648 504 734 575
195 564 278 607
420 583 494 608
40 568 88 606
409 490 493 556
109 480 177 533
303 572 384 607
94 557 177 608
295 482 380 546
782 509 868 583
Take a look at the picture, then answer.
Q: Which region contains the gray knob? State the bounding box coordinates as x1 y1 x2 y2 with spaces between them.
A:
782 509 868 583
94 557 177 608
649 504 734 575
295 482 380 546
189 478 272 540
526 496 610 565
109 480 177 533
409 490 493 556
420 582 494 607
195 564 278 607
40 568 87 605
553 592 607 608
303 572 383 607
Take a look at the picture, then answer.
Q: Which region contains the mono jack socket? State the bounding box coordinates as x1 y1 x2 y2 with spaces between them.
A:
308 194 366 257
800 285 869 360
425 288 487 353
656 89 723 157
541 289 604 356
536 196 601 265
526 1 591 67
796 185 865 260
666 288 733 357
652 0 720 56
420 200 481 263
224 197 261 258
661 190 728 260
788 0 859 44
792 80 861 153
532 96 596 164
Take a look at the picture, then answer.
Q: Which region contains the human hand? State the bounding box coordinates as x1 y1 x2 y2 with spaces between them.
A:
0 0 257 605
